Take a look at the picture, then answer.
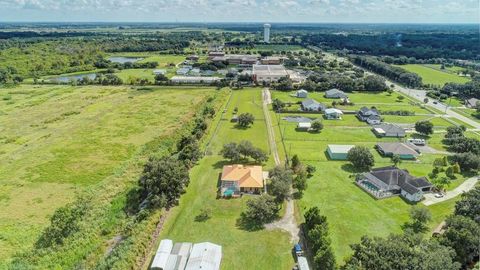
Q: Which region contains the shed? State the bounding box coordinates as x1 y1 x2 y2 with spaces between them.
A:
185 242 222 270
327 145 354 160
297 122 312 130
151 239 173 270
296 89 308 98
324 108 343 120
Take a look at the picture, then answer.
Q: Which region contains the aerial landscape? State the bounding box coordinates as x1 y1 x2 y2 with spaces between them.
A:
0 1 479 270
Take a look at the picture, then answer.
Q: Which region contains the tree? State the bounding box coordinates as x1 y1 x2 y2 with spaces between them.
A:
306 164 316 177
177 139 202 167
269 166 292 202
293 174 307 194
250 148 268 163
445 166 455 179
454 186 480 223
344 234 460 270
311 120 324 132
391 154 401 166
137 156 189 209
396 95 405 102
154 73 168 83
272 99 285 112
238 140 254 159
237 113 255 128
220 142 241 161
440 215 480 265
291 154 301 172
415 120 434 135
347 146 375 170
451 153 480 172
303 207 336 270
424 97 429 103
403 206 431 234
363 75 387 91
242 194 279 225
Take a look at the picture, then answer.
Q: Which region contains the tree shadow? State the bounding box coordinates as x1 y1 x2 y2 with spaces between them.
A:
236 214 264 232
340 163 367 174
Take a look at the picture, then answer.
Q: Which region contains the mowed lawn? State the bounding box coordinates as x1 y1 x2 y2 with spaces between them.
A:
0 84 216 264
395 64 470 86
159 88 294 270
270 91 461 263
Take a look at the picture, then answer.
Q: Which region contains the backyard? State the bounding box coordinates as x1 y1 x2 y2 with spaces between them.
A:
158 88 294 269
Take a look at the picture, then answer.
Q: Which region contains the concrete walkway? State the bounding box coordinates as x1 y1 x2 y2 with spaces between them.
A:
423 176 479 206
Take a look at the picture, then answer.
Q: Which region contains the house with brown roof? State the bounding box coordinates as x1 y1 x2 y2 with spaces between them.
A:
220 165 265 197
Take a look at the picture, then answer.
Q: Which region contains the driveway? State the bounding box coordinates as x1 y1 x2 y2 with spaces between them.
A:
423 176 479 206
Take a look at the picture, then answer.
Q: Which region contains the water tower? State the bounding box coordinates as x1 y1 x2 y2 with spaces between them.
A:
263 23 271 43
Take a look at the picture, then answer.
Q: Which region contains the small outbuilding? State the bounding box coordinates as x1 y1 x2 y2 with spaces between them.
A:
327 144 355 160
324 108 343 120
297 122 312 130
296 89 308 98
153 69 167 75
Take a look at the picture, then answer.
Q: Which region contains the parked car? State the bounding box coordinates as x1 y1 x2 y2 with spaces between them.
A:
433 101 438 104
294 243 304 257
434 193 444 198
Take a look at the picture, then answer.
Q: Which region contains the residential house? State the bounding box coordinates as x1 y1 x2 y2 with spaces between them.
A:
371 123 406 137
220 165 265 196
376 142 420 159
357 107 381 124
187 55 199 61
356 166 433 202
324 108 343 120
296 89 308 98
301 99 326 112
327 145 354 160
325 89 348 99
465 98 479 108
153 69 166 75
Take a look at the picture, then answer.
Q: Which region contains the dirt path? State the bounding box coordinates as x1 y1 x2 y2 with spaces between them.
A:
423 176 478 206
262 88 300 243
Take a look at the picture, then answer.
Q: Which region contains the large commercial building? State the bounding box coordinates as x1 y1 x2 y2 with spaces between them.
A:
264 23 271 43
171 76 221 84
252 64 288 83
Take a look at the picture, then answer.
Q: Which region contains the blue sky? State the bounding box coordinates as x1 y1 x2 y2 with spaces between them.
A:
0 0 478 23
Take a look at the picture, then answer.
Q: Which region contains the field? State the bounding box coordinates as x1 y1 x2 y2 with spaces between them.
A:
158 88 294 269
270 90 463 262
395 64 470 86
0 84 217 265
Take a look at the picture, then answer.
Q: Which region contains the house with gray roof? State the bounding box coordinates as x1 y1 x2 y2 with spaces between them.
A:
296 89 308 98
376 142 419 159
301 99 326 112
357 106 381 124
356 166 433 202
371 123 406 138
325 89 348 99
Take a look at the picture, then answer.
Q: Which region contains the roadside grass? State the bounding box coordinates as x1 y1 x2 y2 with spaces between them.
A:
394 64 470 86
452 108 479 124
0 84 216 265
159 88 294 270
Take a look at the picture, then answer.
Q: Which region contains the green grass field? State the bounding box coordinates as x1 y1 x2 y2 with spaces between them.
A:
159 88 294 270
0 84 217 265
395 64 470 86
270 90 463 263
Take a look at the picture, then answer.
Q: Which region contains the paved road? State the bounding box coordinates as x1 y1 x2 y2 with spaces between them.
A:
385 79 480 130
423 176 479 206
262 88 300 243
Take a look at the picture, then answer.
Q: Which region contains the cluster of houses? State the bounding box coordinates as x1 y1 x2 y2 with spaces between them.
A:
151 239 222 270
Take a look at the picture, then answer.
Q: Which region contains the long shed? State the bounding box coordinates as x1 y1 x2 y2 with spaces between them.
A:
327 145 355 160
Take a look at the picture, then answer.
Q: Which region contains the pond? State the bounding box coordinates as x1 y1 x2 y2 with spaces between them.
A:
50 73 97 83
108 56 144 64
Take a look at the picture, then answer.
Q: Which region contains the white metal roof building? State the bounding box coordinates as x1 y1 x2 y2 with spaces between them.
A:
171 76 221 84
171 242 193 270
252 65 289 83
297 122 312 129
184 242 222 270
297 257 310 270
151 239 174 270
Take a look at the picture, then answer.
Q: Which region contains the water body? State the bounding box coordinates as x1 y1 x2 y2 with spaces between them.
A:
51 73 97 83
108 56 143 64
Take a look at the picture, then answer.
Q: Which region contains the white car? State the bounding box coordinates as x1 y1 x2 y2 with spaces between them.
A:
434 193 444 198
